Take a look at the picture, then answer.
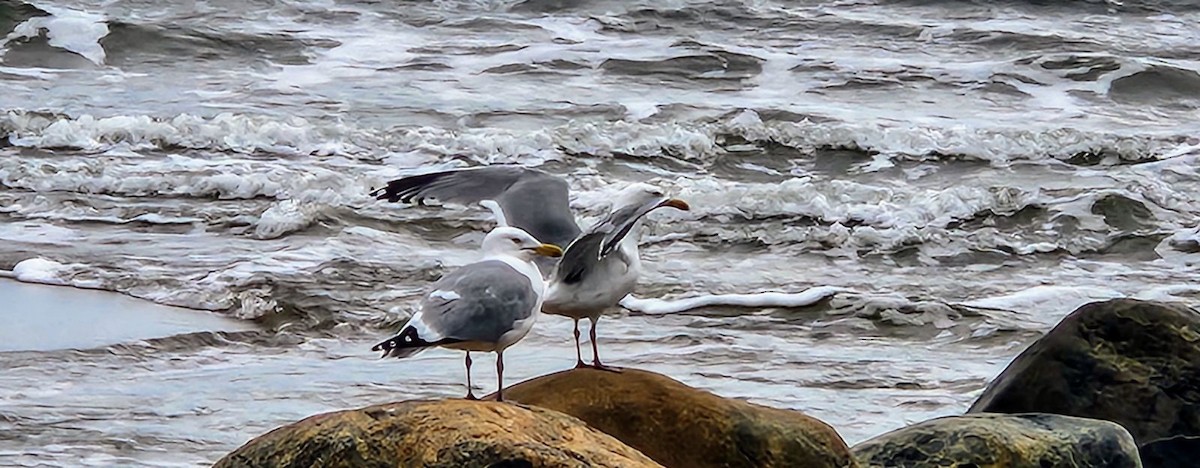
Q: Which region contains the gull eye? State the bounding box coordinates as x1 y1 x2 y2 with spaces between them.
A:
511 237 521 244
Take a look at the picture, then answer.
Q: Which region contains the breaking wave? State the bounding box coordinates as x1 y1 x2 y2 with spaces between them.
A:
2 109 1192 167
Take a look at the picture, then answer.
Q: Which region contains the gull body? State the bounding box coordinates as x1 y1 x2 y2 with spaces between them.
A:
371 226 563 401
542 183 688 369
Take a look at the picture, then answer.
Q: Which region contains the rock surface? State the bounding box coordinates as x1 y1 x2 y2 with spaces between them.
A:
214 399 663 468
495 367 856 468
851 413 1140 468
969 298 1200 444
1139 435 1200 468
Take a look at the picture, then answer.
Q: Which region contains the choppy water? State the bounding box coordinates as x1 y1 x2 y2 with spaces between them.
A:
2 0 1199 465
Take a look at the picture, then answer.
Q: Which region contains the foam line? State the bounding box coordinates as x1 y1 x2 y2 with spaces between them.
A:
619 286 846 315
10 258 71 286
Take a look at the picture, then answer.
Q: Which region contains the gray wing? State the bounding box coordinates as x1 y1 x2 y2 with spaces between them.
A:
420 260 539 343
370 165 581 249
551 202 651 286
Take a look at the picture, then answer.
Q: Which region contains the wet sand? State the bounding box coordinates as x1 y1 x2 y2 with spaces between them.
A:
0 280 256 352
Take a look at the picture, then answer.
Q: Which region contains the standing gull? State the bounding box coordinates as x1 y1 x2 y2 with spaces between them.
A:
371 166 689 370
544 182 689 370
371 226 563 401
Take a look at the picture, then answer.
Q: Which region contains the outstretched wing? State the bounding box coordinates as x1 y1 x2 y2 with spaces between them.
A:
551 201 654 286
371 165 581 249
371 165 537 205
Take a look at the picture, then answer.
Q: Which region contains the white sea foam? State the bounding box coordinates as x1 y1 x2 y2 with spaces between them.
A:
1133 285 1200 302
252 200 327 239
0 65 61 79
2 112 368 155
0 148 370 202
959 285 1126 327
10 257 73 286
620 286 846 315
2 5 109 66
1 110 1190 168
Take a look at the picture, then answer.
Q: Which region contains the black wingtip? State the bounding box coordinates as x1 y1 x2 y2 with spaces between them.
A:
370 335 399 359
369 180 407 203
370 171 456 204
371 327 441 359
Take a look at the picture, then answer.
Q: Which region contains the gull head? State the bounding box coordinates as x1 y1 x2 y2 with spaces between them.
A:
482 226 564 260
615 182 690 213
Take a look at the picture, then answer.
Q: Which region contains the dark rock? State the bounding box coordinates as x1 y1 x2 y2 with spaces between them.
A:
969 298 1200 444
214 399 662 468
851 413 1140 468
495 367 856 468
600 51 764 81
1091 193 1155 231
1139 435 1200 468
0 0 48 37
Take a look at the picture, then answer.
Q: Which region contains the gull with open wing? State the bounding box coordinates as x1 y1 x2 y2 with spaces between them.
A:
371 166 688 370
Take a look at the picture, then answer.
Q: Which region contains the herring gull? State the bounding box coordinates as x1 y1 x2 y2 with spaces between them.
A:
371 226 564 401
371 165 688 370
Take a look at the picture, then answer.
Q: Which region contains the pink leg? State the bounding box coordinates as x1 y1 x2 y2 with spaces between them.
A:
573 318 587 369
588 317 621 373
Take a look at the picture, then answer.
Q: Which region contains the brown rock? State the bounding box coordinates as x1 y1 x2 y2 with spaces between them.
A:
851 413 1141 468
214 399 663 468
494 367 856 468
968 298 1200 444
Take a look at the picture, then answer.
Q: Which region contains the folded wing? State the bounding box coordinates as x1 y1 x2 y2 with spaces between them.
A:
372 260 540 358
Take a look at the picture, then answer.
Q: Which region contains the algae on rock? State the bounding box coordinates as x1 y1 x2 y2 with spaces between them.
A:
970 298 1200 445
215 399 663 468
497 367 857 468
852 413 1141 468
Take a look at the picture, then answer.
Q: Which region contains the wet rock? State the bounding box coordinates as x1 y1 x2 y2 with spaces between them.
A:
214 399 662 468
969 298 1200 444
851 413 1140 468
600 51 764 81
0 0 48 37
1091 193 1155 231
1139 435 1200 468
497 367 856 468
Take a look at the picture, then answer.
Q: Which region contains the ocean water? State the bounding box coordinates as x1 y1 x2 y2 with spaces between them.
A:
2 0 1199 465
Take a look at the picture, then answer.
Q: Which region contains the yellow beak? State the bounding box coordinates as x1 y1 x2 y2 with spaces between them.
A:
658 198 690 211
532 244 564 257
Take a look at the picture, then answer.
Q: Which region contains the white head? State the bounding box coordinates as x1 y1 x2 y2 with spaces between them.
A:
481 226 564 260
614 183 690 212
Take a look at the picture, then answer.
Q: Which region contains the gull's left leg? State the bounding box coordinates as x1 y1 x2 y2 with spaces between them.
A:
589 316 621 373
495 350 506 402
573 318 587 369
464 352 477 400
